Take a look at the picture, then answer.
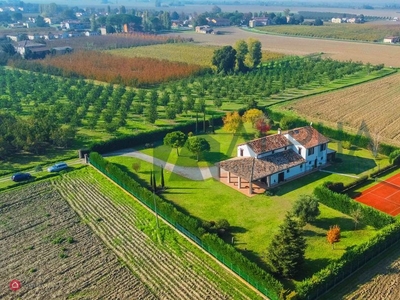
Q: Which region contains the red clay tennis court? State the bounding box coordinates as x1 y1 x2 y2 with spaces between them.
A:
354 173 400 216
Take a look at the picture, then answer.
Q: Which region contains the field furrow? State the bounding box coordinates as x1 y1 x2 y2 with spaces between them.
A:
57 179 218 299
282 72 400 146
0 181 156 300
52 170 260 300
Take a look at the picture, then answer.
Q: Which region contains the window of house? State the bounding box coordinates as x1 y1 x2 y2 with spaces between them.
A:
300 164 303 168
321 157 323 160
284 146 287 150
298 148 302 155
309 161 312 165
240 148 244 156
320 144 327 151
272 150 275 154
308 147 315 156
287 169 290 173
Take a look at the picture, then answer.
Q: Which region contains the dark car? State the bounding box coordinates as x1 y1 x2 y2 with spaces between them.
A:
11 173 32 182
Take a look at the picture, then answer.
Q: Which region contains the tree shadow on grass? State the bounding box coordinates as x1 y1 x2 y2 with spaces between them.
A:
299 257 332 281
274 171 331 196
313 217 365 231
113 162 149 189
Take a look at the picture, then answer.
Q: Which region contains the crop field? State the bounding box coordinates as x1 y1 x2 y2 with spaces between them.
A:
256 23 400 43
13 50 204 87
53 168 262 299
275 71 400 146
107 43 285 67
322 245 400 299
172 27 400 67
0 181 155 299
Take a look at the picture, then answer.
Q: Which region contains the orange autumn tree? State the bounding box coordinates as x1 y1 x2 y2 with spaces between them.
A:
327 225 341 249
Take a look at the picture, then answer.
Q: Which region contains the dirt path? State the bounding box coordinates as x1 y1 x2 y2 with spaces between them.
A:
171 27 400 67
105 148 218 180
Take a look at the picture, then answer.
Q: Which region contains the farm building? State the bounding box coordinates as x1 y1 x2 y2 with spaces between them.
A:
217 126 335 194
383 36 399 43
249 17 271 27
195 25 213 34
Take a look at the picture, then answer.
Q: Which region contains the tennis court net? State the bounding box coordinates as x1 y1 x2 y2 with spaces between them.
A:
375 177 400 190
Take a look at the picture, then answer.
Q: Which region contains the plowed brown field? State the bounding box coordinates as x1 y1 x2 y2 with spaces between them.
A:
279 72 400 146
173 27 400 67
0 182 155 299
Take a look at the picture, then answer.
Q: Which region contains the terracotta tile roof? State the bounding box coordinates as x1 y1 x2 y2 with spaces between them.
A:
287 126 329 148
217 150 305 181
240 134 292 155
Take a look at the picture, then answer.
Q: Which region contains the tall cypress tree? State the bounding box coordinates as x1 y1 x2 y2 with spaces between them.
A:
267 212 306 278
160 166 165 188
152 171 157 192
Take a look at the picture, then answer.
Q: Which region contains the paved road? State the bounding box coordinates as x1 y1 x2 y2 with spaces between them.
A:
105 149 218 181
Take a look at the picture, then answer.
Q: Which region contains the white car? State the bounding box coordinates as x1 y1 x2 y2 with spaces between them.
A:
47 162 68 172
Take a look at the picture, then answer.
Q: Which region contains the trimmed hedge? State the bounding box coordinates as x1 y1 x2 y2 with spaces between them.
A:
314 185 394 229
89 118 223 154
265 109 399 156
89 152 284 299
369 164 399 178
341 175 369 193
296 221 400 299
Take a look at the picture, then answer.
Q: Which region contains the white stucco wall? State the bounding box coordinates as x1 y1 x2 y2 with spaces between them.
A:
237 144 256 157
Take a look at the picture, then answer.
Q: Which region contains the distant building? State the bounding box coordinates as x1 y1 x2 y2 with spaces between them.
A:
15 41 50 58
383 36 399 43
195 25 213 34
331 18 343 23
249 17 271 28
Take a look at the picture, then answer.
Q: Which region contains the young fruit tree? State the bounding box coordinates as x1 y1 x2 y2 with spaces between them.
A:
223 111 243 135
327 225 341 249
186 137 210 162
163 131 187 156
292 195 320 226
267 213 306 278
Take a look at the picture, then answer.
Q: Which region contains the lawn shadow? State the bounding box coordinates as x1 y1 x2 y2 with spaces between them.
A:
327 152 377 175
303 229 326 238
299 257 332 281
274 171 330 196
314 216 365 231
113 162 150 188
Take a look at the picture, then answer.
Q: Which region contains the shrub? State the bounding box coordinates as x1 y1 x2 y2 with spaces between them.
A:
292 195 320 225
325 181 344 193
341 140 352 149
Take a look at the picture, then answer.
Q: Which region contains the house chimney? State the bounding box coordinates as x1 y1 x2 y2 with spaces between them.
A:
278 128 281 134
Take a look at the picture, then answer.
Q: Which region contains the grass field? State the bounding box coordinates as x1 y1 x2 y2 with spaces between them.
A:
106 133 385 284
255 23 400 43
107 43 285 67
273 71 400 147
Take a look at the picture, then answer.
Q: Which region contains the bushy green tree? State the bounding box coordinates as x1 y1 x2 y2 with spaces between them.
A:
163 131 186 156
267 212 306 278
212 46 237 74
292 195 320 225
246 38 262 68
186 137 210 161
234 39 248 72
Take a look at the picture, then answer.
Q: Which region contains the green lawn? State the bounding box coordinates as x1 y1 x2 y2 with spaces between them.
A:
106 152 379 285
140 123 258 167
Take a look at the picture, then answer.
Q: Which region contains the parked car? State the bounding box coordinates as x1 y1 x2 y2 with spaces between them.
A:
47 162 68 172
11 172 32 182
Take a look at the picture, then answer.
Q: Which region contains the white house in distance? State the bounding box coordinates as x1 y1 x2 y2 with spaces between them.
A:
217 126 335 194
